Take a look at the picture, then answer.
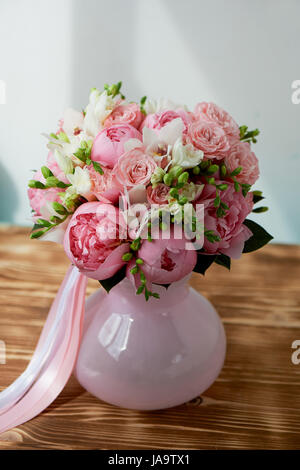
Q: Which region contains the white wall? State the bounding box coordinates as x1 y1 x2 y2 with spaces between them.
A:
0 0 299 243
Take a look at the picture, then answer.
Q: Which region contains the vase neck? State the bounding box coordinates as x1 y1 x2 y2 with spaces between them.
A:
106 276 191 311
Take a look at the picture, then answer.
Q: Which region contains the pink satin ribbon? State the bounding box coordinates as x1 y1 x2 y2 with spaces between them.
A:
0 265 87 434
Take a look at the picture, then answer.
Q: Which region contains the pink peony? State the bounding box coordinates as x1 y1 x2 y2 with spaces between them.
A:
114 148 157 189
104 103 143 129
225 141 259 185
146 183 169 205
28 168 65 220
91 124 142 169
194 102 240 141
64 202 129 280
88 165 122 204
127 232 197 285
195 182 253 258
187 120 230 159
141 109 192 133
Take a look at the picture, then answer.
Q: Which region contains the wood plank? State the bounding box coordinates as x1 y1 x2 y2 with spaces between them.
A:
0 226 300 449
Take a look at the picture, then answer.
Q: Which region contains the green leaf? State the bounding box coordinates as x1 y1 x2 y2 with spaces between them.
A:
193 253 216 275
216 183 228 191
214 195 221 208
98 266 126 293
41 166 53 179
215 254 231 270
57 132 70 143
253 192 265 204
52 202 67 215
31 223 46 232
230 166 242 177
36 218 52 227
136 285 145 295
50 215 63 224
30 230 46 239
28 180 45 189
243 219 273 253
92 161 104 175
151 292 160 299
204 230 220 243
73 149 85 162
252 206 269 213
45 176 59 187
56 181 71 188
239 126 260 144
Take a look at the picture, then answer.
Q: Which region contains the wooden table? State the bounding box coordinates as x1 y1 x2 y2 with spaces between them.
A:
0 225 299 450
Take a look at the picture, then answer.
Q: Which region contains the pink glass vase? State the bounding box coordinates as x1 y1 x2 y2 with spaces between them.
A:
75 276 226 410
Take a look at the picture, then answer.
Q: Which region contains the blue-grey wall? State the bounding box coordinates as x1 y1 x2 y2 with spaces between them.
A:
0 0 299 243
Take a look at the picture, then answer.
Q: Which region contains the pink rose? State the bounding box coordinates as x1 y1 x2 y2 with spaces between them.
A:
28 168 65 220
64 202 129 280
127 232 197 285
225 141 259 185
194 102 240 141
104 103 143 129
195 182 253 258
187 120 230 159
114 148 157 188
146 183 169 205
88 165 122 204
141 109 192 133
91 124 142 169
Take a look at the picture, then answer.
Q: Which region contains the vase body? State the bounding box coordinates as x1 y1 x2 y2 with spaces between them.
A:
75 277 226 410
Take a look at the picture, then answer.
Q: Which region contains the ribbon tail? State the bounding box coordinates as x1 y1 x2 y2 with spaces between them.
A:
0 265 87 434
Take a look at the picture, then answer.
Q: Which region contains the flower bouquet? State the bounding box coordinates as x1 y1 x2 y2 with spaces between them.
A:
0 82 272 430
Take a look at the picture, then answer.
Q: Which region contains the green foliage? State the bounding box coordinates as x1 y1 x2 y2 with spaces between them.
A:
98 266 127 292
193 253 216 275
214 254 231 270
243 219 273 253
239 125 260 144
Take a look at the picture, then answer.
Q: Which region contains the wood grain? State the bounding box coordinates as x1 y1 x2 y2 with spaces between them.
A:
0 225 300 450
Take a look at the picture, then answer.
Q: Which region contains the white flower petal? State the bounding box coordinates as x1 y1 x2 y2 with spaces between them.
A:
83 89 115 137
144 97 187 114
40 201 64 220
159 118 184 146
172 139 203 168
124 138 143 152
54 149 73 175
67 166 91 196
62 108 84 135
39 218 70 244
143 126 159 148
